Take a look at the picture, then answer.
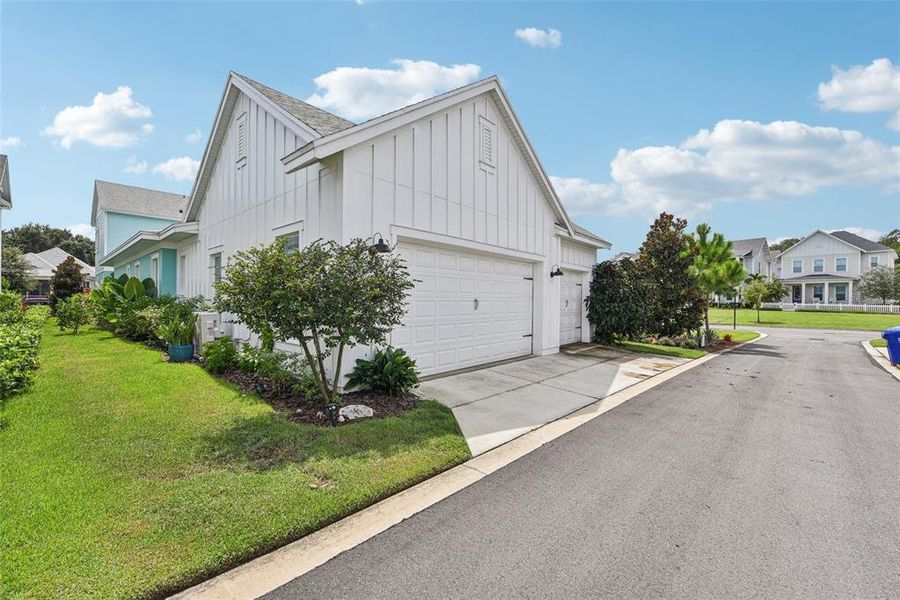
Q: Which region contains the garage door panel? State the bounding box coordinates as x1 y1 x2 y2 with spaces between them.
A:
394 242 534 376
559 276 583 346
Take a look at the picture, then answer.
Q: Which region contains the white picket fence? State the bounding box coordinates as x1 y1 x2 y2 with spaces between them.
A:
761 302 900 314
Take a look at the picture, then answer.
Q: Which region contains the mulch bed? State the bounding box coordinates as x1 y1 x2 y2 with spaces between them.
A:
216 368 420 426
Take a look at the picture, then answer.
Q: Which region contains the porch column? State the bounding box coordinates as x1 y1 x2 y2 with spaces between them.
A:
849 280 854 303
824 281 829 304
800 283 806 303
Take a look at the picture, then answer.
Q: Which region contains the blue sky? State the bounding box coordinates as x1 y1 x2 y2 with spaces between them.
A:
2 1 898 256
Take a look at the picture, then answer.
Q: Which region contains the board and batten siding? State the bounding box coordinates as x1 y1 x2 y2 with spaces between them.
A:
340 92 556 256
559 239 596 270
779 232 862 277
177 90 339 302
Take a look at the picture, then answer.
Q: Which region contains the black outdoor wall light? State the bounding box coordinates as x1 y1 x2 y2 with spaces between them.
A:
550 264 564 278
367 233 392 254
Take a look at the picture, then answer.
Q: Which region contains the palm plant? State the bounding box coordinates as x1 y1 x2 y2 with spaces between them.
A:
685 223 747 339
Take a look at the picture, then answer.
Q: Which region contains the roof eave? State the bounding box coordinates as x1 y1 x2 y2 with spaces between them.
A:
99 222 199 267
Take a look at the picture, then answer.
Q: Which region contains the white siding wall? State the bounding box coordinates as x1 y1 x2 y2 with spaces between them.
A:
339 92 568 357
559 239 596 270
778 232 862 276
177 91 336 307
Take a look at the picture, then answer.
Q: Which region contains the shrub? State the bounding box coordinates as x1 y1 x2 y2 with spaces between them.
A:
50 256 86 307
0 291 22 316
237 345 315 397
680 338 699 349
723 334 734 343
586 259 648 343
56 293 94 334
201 337 237 374
0 305 50 400
347 346 420 397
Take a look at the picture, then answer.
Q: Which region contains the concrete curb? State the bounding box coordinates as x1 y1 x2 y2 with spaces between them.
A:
861 340 900 382
170 332 767 600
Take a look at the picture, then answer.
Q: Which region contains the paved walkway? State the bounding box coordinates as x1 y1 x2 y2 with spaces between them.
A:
265 326 900 599
419 345 690 455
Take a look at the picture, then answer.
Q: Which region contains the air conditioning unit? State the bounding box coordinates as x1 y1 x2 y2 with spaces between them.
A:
194 311 228 347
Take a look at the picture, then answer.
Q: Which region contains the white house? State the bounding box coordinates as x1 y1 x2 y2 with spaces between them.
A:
731 237 772 278
24 247 95 296
774 230 898 304
0 154 11 292
97 72 610 381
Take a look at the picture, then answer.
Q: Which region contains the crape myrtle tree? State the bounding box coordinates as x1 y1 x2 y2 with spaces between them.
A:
215 238 414 404
636 213 706 338
743 277 788 322
684 223 746 336
858 265 900 305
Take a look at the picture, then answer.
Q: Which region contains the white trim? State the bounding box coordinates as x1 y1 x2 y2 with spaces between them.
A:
99 221 199 266
558 261 591 273
272 218 305 237
391 224 545 263
282 77 578 238
835 256 848 272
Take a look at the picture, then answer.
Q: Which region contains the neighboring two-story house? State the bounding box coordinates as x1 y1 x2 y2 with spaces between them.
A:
94 71 609 382
774 230 898 304
91 181 188 290
714 237 771 302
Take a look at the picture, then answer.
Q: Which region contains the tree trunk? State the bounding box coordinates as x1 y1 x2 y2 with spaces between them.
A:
331 340 345 402
756 303 760 323
299 339 332 404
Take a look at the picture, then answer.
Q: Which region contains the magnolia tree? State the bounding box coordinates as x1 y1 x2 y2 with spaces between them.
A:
215 238 414 404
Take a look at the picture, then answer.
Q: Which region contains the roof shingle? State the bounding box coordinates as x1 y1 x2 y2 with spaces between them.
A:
92 181 188 225
829 230 893 253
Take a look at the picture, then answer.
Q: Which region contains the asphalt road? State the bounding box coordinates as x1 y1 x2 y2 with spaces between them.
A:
265 327 900 599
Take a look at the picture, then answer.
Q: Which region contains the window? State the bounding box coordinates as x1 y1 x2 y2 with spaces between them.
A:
835 283 847 303
211 253 223 284
835 257 847 272
277 231 300 254
813 258 823 273
478 115 496 173
870 255 879 268
150 255 159 284
235 112 247 168
792 259 802 274
813 284 823 302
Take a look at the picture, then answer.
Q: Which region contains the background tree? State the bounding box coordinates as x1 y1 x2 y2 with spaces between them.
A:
3 223 95 264
877 229 900 265
50 256 85 305
769 237 800 254
636 213 706 337
743 277 788 322
685 223 746 335
585 258 648 343
1 246 35 293
215 238 414 404
858 265 899 304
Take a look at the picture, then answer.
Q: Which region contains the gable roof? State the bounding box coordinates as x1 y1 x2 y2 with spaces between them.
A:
92 180 188 225
281 76 580 240
829 230 893 253
0 154 10 208
185 72 354 220
24 247 94 279
731 237 767 258
233 73 354 136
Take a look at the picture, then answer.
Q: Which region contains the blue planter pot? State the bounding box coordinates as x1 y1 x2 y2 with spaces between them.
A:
168 344 194 363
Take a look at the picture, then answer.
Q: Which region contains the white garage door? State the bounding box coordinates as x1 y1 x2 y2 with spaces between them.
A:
559 276 583 346
392 242 534 376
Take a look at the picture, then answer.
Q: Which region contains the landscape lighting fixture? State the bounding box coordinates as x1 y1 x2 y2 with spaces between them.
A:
368 233 392 254
550 264 564 278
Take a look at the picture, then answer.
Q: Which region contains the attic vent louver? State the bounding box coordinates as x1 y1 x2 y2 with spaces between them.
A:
479 115 496 174
235 112 248 169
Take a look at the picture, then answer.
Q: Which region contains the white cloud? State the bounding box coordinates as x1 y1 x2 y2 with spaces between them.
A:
42 86 153 149
152 156 199 182
514 27 562 49
0 136 24 150
828 227 884 242
306 59 482 121
124 156 148 174
67 223 95 240
185 128 202 144
552 119 900 218
818 58 900 131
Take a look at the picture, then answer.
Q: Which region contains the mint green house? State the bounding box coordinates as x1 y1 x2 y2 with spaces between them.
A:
92 181 190 296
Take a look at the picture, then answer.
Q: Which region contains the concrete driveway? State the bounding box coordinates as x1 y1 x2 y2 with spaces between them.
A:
419 344 690 455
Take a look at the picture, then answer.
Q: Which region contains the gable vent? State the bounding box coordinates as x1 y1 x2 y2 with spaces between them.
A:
479 115 496 173
235 112 248 168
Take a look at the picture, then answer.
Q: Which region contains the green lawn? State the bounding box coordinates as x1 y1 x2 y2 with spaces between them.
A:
871 338 887 348
709 307 899 332
617 329 760 360
1 323 470 599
